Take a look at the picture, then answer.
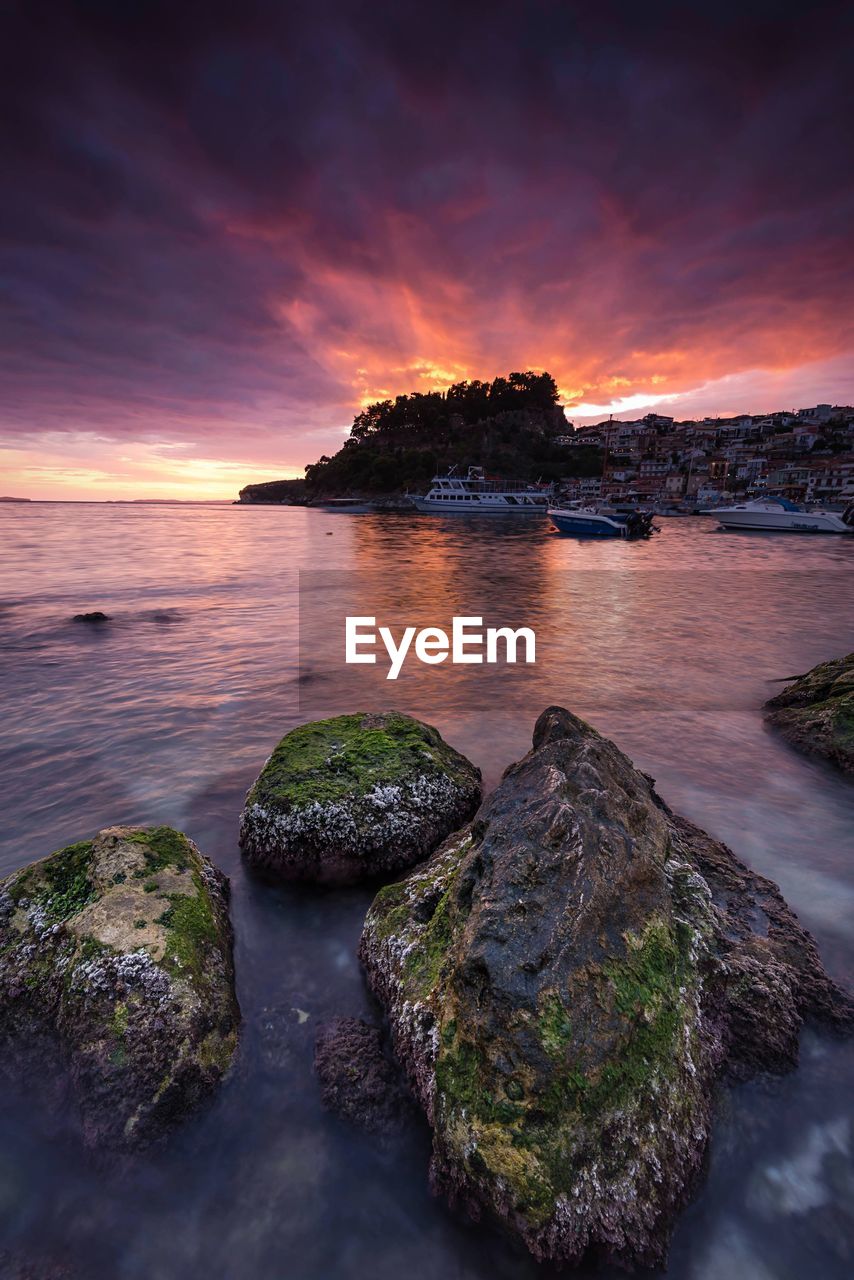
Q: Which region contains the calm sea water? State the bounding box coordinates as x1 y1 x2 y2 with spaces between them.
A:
0 502 852 1279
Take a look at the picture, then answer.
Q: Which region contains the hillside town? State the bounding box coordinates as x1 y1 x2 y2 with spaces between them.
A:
238 389 854 511
558 403 854 508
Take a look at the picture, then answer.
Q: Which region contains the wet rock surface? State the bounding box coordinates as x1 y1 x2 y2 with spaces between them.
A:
314 1016 412 1135
240 712 482 885
360 706 853 1269
765 652 854 774
0 826 239 1151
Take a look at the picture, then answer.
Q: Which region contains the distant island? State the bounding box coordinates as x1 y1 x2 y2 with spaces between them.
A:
236 370 854 508
0 496 31 502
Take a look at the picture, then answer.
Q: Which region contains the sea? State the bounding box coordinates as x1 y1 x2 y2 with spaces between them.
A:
0 500 852 1279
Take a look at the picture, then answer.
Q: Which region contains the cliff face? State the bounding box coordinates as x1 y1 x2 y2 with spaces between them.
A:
237 479 308 504
359 707 852 1269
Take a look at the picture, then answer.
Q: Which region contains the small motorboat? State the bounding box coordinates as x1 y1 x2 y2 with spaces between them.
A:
713 496 854 534
548 504 658 539
312 498 376 513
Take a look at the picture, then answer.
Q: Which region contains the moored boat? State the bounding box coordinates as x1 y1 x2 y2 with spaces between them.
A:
548 504 658 539
713 496 854 534
652 501 697 516
312 498 376 513
413 466 550 513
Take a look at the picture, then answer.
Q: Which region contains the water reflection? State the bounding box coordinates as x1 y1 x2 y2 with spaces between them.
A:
0 504 852 1279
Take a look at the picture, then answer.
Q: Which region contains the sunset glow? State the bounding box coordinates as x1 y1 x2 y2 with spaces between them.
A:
2 3 853 499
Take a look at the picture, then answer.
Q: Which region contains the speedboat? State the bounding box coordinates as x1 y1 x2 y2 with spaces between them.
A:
413 466 550 513
714 496 854 534
548 503 658 539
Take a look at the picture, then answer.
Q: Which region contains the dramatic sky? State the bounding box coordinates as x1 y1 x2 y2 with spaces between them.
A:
2 0 854 498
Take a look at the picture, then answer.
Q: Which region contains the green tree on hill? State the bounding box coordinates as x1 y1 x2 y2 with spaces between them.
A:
304 370 600 495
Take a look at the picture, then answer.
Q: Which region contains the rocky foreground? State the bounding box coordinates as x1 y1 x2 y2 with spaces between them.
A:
0 826 239 1151
360 707 853 1269
240 712 482 885
765 652 854 774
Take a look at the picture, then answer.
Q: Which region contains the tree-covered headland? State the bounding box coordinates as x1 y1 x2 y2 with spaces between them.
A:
301 370 602 495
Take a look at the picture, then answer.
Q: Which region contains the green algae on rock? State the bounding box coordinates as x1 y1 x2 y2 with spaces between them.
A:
239 712 482 885
0 825 239 1151
359 706 853 1270
765 652 854 774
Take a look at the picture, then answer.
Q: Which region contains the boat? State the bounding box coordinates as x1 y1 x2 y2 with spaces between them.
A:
607 492 649 514
548 503 658 539
412 466 550 513
312 498 376 513
713 496 854 534
652 501 696 517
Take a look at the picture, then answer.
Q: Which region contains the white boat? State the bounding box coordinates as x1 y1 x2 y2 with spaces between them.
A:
713 496 854 534
413 466 550 513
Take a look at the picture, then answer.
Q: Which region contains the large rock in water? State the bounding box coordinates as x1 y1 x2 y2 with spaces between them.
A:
765 652 854 774
0 826 239 1151
239 712 482 885
360 707 853 1269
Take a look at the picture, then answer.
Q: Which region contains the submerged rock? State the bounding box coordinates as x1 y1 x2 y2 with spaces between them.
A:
765 652 854 774
314 1016 412 1135
240 712 482 885
0 826 239 1151
360 706 853 1269
71 611 110 623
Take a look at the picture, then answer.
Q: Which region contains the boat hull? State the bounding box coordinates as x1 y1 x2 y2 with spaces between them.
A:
548 510 627 537
412 497 548 514
717 511 851 533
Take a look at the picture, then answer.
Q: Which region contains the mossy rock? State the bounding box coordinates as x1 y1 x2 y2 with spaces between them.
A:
0 826 239 1151
239 712 482 885
360 706 853 1269
765 652 854 774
